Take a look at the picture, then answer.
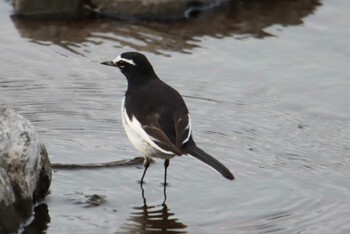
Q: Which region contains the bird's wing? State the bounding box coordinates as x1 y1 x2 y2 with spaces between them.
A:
142 113 192 155
143 120 182 155
174 113 192 149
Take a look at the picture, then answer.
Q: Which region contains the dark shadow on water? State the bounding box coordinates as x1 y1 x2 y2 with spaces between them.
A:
22 203 51 234
0 202 50 234
10 0 321 56
117 184 187 233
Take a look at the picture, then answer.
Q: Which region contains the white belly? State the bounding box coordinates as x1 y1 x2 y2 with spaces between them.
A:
121 97 175 159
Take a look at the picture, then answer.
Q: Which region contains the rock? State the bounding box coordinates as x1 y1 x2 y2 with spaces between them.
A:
0 106 51 234
11 0 321 54
92 0 228 20
11 0 229 20
84 194 106 207
11 0 90 19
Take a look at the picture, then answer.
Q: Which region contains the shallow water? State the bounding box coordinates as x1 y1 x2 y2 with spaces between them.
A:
1 0 350 233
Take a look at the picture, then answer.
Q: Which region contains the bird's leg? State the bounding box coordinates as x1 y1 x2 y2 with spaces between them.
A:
163 159 170 186
162 183 167 205
162 159 169 204
140 157 150 184
139 182 147 205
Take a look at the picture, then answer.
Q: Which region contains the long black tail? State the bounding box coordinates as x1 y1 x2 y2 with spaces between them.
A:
187 145 234 180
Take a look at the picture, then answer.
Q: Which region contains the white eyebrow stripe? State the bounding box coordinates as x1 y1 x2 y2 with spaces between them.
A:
112 55 136 66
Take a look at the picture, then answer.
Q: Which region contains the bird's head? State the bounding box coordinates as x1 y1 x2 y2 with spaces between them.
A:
101 52 157 82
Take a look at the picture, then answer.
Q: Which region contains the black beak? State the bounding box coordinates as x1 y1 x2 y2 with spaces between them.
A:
101 60 117 67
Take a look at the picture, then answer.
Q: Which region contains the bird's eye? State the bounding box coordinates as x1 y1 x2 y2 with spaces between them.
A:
118 61 126 68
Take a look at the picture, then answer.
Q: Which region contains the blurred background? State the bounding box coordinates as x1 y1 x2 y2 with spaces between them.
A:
1 0 350 233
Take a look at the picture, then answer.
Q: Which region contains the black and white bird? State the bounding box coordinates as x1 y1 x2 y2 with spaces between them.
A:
101 52 234 184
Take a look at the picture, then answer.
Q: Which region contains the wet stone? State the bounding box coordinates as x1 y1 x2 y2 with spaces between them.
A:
0 105 52 233
84 194 106 207
11 0 229 20
92 0 229 20
11 0 89 18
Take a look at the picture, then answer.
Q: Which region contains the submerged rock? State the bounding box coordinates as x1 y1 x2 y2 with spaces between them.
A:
0 106 51 234
84 194 106 207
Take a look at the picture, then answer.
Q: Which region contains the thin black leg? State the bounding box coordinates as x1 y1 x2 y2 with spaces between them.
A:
162 182 167 205
140 158 150 184
140 182 147 205
162 159 169 204
163 159 170 186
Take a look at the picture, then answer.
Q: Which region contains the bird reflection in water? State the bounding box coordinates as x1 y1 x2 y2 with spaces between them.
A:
118 184 187 233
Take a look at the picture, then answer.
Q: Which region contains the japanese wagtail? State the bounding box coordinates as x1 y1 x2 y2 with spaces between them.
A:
101 52 234 184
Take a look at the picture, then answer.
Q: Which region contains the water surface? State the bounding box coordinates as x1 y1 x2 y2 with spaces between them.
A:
1 0 350 233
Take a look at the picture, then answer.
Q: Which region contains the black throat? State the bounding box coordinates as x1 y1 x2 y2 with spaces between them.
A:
122 64 159 90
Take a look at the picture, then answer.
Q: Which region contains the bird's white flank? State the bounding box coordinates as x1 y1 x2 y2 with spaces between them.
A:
113 55 136 66
121 97 174 157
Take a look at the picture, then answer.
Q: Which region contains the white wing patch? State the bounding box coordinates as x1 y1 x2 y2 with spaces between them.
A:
121 97 174 157
113 55 136 66
182 114 192 144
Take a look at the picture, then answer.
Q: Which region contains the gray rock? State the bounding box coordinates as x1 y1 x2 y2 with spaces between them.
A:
11 0 321 54
92 0 228 20
11 0 228 20
84 194 106 207
0 106 51 234
11 0 88 18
